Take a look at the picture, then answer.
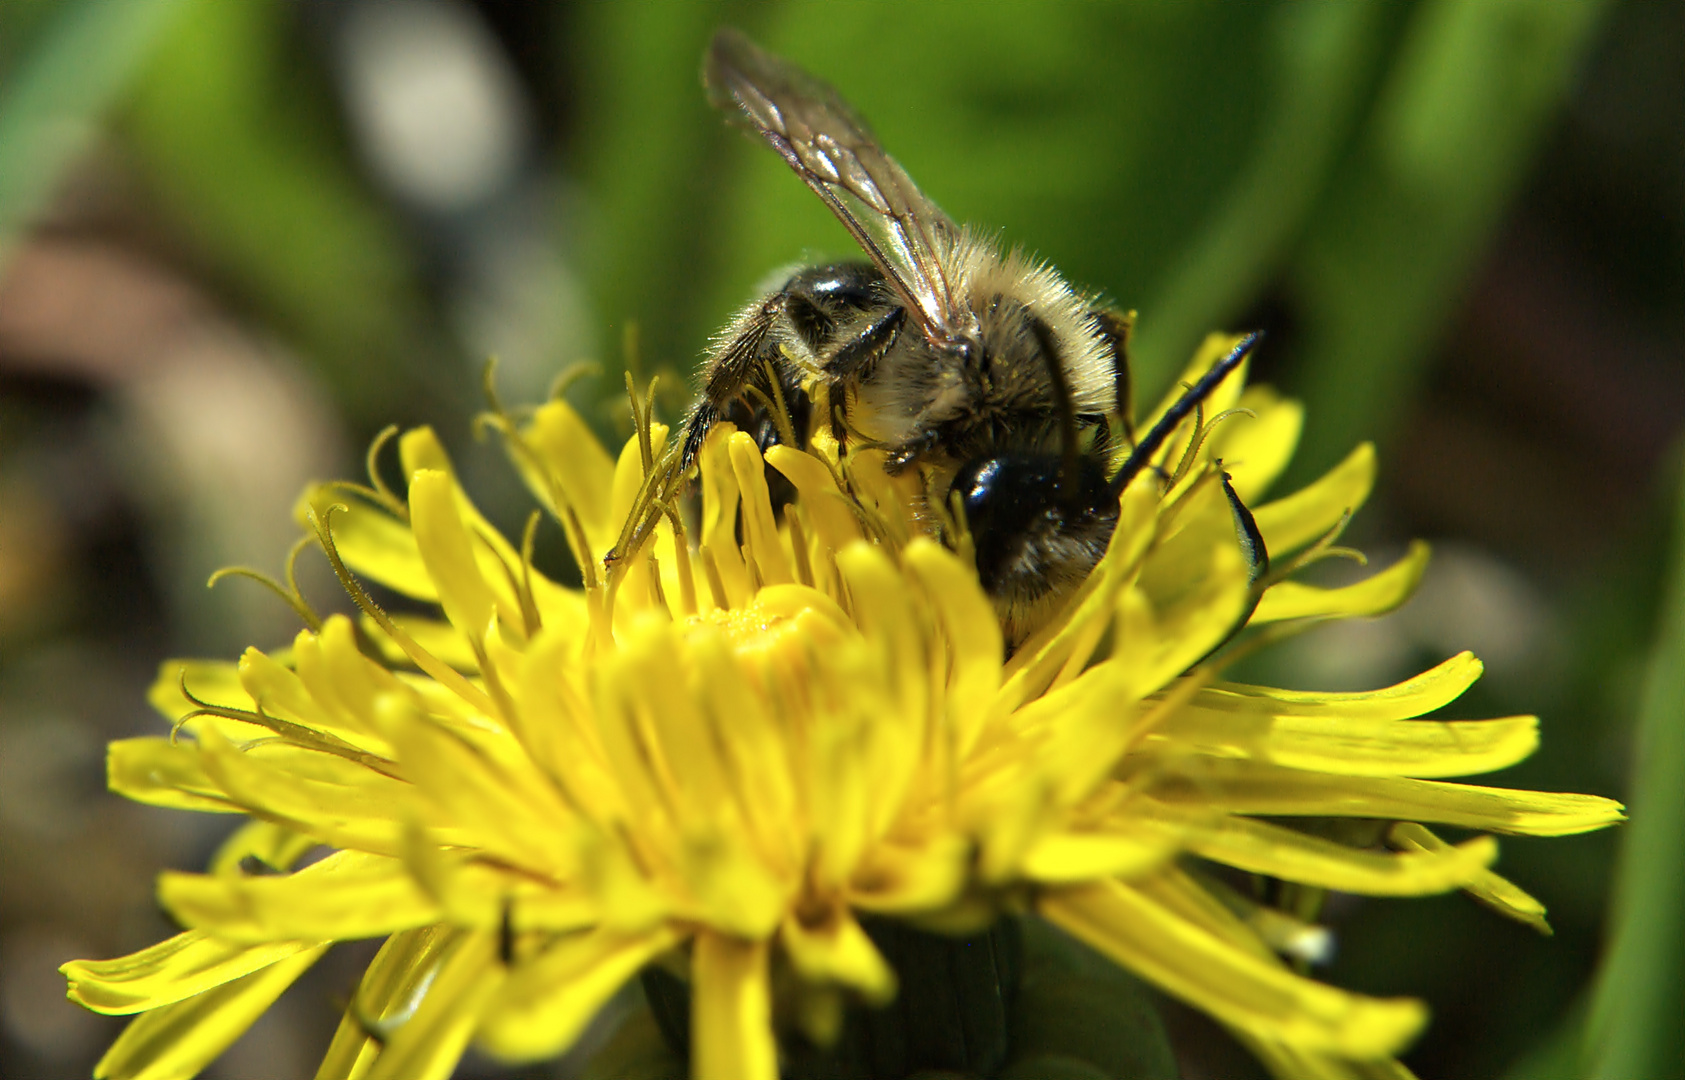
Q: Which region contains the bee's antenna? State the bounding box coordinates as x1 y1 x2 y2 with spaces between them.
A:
1107 332 1262 499
1028 320 1082 504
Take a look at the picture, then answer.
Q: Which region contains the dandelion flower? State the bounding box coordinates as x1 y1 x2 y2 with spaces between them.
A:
63 335 1623 1080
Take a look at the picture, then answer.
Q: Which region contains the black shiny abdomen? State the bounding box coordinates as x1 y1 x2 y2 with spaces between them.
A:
951 451 1117 599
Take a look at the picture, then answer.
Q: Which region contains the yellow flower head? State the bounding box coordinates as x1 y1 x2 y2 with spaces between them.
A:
63 336 1623 1080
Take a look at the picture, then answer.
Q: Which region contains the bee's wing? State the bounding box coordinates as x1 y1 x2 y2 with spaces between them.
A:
706 28 966 344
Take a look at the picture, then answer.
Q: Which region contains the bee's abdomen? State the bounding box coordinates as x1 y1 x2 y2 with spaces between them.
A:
950 451 1117 619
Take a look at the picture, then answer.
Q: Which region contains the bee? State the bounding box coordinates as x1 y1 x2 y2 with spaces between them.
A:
681 29 1261 643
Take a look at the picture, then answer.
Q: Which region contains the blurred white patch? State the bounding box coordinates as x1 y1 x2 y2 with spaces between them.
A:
1273 542 1561 696
452 193 598 405
1403 542 1561 687
337 0 530 212
114 328 344 646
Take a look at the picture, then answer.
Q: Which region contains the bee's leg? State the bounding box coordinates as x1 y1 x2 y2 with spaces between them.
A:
1028 316 1081 505
823 305 906 381
1219 466 1269 584
684 297 784 472
884 428 942 474
702 299 778 406
1089 307 1135 443
679 399 720 471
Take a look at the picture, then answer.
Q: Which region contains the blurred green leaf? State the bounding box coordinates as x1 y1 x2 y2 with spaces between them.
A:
1132 1 1393 384
1282 0 1608 481
0 0 186 269
120 0 457 423
1501 997 1586 1080
1582 458 1685 1078
570 0 749 419
1003 916 1177 1080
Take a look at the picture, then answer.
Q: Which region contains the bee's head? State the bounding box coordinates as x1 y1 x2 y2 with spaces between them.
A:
949 451 1118 619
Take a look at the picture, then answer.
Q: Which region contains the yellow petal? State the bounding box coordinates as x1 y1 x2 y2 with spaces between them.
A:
1127 538 1252 696
830 543 928 854
1253 542 1430 623
1149 708 1539 779
520 399 617 554
159 850 440 943
478 926 680 1061
148 657 252 724
302 483 438 602
848 836 969 915
687 628 800 874
1211 386 1304 502
207 820 318 877
240 642 388 758
195 729 409 854
692 931 777 1080
107 738 238 814
364 931 504 1080
293 618 408 754
1196 652 1484 720
696 424 749 607
780 906 896 1005
680 831 790 941
1390 823 1552 935
91 944 327 1080
399 825 596 934
315 925 459 1080
398 426 525 584
362 613 479 673
1017 825 1181 884
514 628 623 829
1015 662 1139 807
63 933 323 1015
1000 474 1157 706
409 469 499 643
606 422 669 540
1148 804 1499 896
399 428 530 625
1252 443 1376 556
730 431 794 586
613 617 729 821
1242 1035 1419 1080
1140 758 1627 836
765 445 866 557
1142 332 1253 433
904 539 1004 759
1041 879 1425 1057
387 700 578 876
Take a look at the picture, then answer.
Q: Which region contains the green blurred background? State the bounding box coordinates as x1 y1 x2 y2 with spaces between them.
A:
2 1 1681 1077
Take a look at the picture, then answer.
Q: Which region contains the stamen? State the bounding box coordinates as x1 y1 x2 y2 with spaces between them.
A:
646 552 673 617
700 545 730 610
309 503 497 717
206 542 323 633
1110 331 1260 498
172 671 404 780
1167 401 1206 488
362 425 407 517
760 357 800 450
787 510 815 588
661 503 699 616
517 511 544 636
548 361 601 401
481 356 508 418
